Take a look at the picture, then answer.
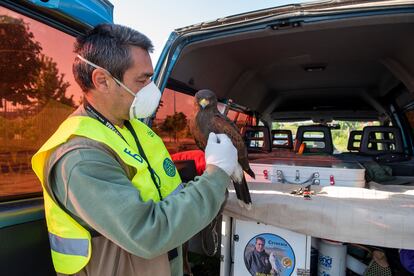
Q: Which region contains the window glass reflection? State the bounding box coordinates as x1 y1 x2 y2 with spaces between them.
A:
0 6 80 198
153 89 197 154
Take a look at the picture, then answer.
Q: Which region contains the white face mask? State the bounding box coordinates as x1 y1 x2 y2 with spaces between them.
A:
126 81 161 120
77 55 161 120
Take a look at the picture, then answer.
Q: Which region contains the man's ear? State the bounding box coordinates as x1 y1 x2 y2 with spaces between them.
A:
91 69 110 92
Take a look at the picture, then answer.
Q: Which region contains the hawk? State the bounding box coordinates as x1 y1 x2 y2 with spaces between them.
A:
191 89 255 209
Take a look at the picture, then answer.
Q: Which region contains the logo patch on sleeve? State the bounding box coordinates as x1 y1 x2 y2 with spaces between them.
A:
163 158 176 177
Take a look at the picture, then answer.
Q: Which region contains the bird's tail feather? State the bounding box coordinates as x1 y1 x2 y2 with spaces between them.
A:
246 168 255 179
233 175 252 209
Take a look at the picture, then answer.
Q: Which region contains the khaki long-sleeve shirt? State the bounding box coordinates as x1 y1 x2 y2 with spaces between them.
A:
47 107 230 275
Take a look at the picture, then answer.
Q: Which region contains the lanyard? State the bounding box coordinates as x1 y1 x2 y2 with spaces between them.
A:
125 121 162 200
84 102 127 143
84 102 163 200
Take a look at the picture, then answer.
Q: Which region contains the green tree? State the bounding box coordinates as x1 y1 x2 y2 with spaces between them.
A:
160 112 188 142
0 15 74 145
160 116 174 142
0 16 42 108
31 54 73 108
0 15 73 111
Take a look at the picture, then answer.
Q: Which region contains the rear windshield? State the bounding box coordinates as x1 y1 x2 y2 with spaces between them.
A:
272 120 381 153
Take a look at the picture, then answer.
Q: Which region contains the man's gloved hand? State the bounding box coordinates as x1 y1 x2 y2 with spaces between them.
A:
205 132 238 176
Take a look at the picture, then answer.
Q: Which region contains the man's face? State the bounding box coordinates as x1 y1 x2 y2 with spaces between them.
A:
113 46 154 119
255 239 265 252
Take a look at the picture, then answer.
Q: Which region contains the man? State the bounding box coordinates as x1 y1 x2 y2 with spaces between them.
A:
32 24 238 276
245 237 273 276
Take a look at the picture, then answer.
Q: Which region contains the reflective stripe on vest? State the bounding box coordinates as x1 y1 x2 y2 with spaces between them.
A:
48 233 89 257
32 116 182 274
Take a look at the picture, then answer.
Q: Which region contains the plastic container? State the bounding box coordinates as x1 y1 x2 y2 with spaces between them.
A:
346 254 367 275
318 239 347 276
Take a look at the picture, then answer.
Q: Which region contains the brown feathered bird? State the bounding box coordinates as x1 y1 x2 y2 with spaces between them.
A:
191 89 255 209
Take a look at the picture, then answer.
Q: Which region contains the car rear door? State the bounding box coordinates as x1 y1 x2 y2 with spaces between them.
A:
0 1 112 275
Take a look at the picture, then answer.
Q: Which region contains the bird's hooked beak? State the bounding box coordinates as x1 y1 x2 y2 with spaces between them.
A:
199 98 209 109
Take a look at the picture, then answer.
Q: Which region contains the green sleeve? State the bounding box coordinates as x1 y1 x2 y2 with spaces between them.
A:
51 147 230 260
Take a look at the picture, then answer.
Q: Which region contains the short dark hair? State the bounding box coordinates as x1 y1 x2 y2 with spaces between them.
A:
73 24 153 92
256 237 265 244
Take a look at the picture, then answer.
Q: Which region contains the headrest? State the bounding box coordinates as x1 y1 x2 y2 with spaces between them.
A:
360 126 404 155
347 130 363 151
295 125 333 154
242 126 271 153
271 130 293 149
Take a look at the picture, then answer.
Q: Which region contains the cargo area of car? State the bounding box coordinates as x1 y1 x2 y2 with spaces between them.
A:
160 6 414 275
165 8 414 182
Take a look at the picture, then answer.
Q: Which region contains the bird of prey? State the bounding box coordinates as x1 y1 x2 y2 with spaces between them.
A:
191 89 255 209
270 252 284 274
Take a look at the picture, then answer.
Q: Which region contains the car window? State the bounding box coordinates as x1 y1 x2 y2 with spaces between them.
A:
153 88 197 154
226 110 251 130
153 89 253 153
0 6 81 199
272 120 381 153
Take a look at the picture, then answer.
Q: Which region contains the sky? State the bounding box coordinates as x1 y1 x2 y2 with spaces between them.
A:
111 0 307 64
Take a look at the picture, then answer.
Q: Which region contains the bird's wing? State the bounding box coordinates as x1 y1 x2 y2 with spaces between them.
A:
195 110 254 207
210 113 245 151
190 115 208 150
210 113 255 177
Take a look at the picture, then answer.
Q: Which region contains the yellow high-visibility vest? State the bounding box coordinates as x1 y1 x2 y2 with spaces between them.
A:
32 116 182 274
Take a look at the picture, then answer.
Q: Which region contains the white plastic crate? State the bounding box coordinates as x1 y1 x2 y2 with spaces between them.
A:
245 158 365 187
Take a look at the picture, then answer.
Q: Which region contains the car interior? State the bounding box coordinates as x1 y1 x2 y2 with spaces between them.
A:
158 9 414 273
164 10 414 185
